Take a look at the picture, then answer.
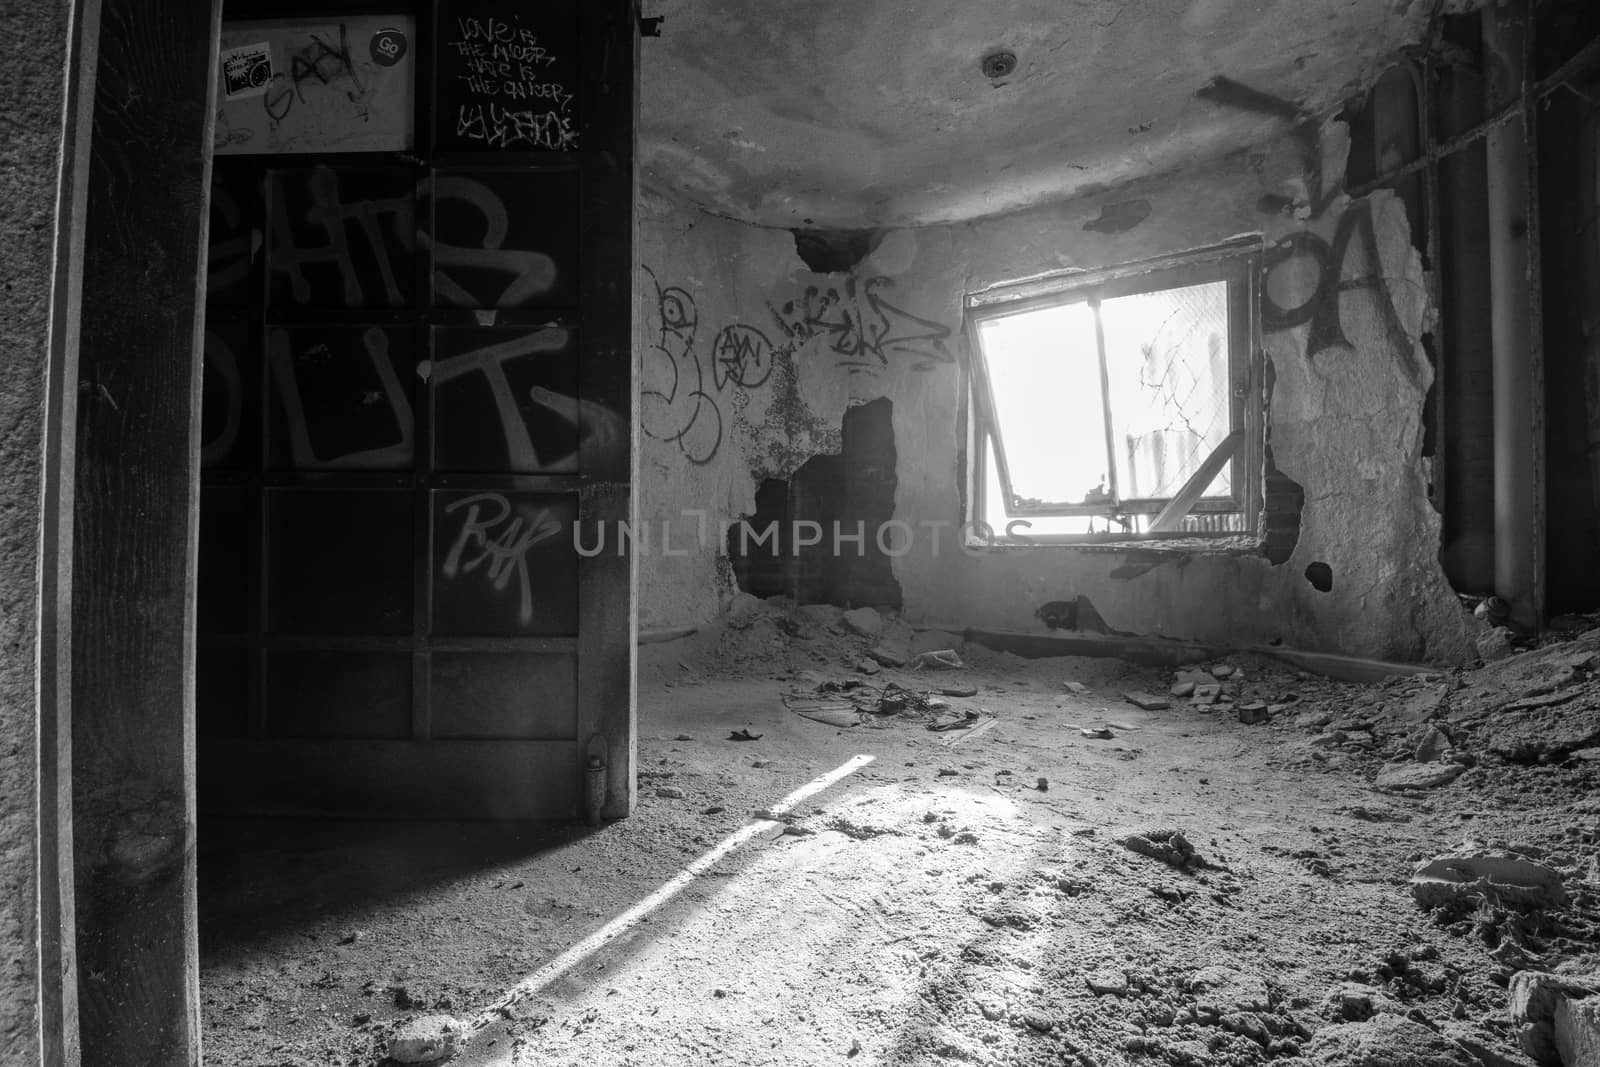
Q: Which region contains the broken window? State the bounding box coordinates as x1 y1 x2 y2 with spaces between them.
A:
964 243 1262 542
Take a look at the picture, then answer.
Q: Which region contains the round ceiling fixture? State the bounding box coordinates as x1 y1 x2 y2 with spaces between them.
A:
980 51 1017 79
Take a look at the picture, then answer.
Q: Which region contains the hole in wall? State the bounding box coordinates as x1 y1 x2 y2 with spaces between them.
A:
727 399 902 610
727 478 792 599
1304 561 1334 592
1262 443 1305 566
790 228 884 274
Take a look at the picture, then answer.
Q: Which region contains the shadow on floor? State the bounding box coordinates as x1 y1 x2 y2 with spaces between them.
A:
199 817 600 957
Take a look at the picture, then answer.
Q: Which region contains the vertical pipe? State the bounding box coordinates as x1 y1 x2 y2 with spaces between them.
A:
1483 0 1541 631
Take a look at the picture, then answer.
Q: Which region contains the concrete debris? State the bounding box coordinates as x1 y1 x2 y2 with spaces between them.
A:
1478 626 1516 663
1187 965 1271 1015
796 603 844 630
1120 828 1199 869
867 644 909 668
386 1015 463 1064
1063 681 1091 695
912 650 964 670
1210 664 1236 679
1170 681 1197 697
1509 970 1599 1064
655 786 686 799
1374 761 1465 790
1080 727 1113 739
1192 684 1222 706
1411 850 1568 911
1414 724 1453 762
1085 969 1129 996
725 592 766 627
841 607 885 639
1123 691 1171 711
940 684 978 697
1484 704 1600 764
1302 1014 1476 1066
1325 984 1402 1022
1554 993 1599 1067
1237 702 1270 725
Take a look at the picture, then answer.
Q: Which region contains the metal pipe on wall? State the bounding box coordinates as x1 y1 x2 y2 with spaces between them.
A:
1483 0 1543 631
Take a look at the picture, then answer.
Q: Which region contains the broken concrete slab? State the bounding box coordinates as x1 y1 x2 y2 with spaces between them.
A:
867 644 909 668
1510 971 1598 1026
841 607 884 639
1413 724 1452 762
1374 761 1465 790
1397 685 1450 723
1123 691 1171 711
1413 852 1568 912
1485 704 1600 764
387 1015 463 1064
1085 969 1129 996
1478 626 1516 663
1554 993 1599 1067
1121 828 1198 868
1188 965 1271 1015
1510 971 1599 1064
1302 1015 1476 1066
1170 680 1197 697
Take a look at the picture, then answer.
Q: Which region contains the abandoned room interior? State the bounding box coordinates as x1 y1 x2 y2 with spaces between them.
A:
8 0 1600 1064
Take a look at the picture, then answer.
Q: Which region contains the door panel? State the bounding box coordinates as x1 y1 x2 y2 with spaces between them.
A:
197 0 636 820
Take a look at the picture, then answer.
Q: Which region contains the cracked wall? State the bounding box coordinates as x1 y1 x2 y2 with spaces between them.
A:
637 122 1477 663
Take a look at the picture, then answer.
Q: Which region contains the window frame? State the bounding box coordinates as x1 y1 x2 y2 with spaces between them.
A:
963 240 1263 543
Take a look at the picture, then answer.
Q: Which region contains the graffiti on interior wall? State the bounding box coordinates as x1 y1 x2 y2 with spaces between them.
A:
640 265 724 464
263 24 374 126
1261 199 1419 379
441 492 563 627
769 276 955 374
710 324 776 390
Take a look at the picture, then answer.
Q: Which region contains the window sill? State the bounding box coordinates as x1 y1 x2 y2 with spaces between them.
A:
974 533 1264 556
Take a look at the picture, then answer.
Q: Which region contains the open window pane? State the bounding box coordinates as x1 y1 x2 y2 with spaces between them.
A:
981 442 1094 537
976 303 1108 507
1100 280 1232 501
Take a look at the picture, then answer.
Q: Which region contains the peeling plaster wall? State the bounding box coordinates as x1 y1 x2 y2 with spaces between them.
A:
637 124 1477 663
1 1 76 1059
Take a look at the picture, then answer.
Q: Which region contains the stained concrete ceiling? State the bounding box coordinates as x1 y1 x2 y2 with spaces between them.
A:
638 0 1430 228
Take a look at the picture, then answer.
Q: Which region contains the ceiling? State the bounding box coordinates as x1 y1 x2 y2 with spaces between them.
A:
637 0 1429 229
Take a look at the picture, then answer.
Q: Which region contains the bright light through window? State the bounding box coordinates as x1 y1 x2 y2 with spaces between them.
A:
967 250 1259 542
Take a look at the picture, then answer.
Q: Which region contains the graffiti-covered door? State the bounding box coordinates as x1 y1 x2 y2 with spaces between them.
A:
197 0 637 819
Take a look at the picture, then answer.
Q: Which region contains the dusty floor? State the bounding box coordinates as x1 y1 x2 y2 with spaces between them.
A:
199 603 1600 1066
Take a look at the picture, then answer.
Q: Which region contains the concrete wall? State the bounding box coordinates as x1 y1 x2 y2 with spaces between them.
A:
1 2 80 1063
636 120 1476 663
